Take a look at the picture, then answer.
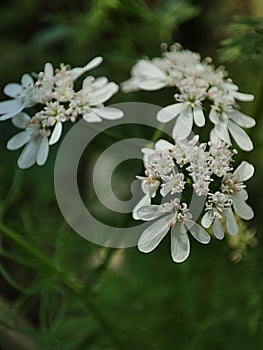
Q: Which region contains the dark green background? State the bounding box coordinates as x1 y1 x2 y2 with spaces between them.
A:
0 1 262 349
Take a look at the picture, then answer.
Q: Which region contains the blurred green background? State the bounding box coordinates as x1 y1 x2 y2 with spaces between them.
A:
0 0 263 349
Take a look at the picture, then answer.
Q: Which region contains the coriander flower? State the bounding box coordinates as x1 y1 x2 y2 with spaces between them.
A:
2 57 123 168
121 59 172 92
201 192 238 240
7 113 49 169
133 135 254 260
122 43 255 149
136 199 210 263
221 161 254 220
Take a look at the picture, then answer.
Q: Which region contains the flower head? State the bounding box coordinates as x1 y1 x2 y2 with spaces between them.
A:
1 57 123 168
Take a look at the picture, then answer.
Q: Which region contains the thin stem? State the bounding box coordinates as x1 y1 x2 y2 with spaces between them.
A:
0 223 123 348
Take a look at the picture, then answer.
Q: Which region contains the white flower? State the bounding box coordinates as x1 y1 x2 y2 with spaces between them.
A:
160 173 185 197
136 200 210 263
156 97 205 140
0 74 37 120
201 192 238 240
209 99 255 151
121 59 170 92
7 113 49 169
222 161 254 220
123 43 255 148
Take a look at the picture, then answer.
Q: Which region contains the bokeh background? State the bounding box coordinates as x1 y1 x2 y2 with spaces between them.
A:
0 0 263 349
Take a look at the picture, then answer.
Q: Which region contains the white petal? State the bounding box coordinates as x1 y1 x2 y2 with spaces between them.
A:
157 103 187 123
21 74 34 87
138 79 166 91
121 77 141 93
232 91 254 102
12 112 31 129
234 161 254 182
88 82 118 105
155 139 174 151
201 211 213 228
7 130 32 150
193 107 205 127
0 100 23 120
94 107 123 120
186 220 211 244
209 108 219 124
228 120 253 151
214 120 231 144
49 121 62 145
4 83 22 98
171 222 190 263
231 110 255 128
172 109 193 140
44 63 54 78
17 136 41 169
232 190 254 220
138 215 171 253
136 205 163 221
132 195 151 220
91 76 108 89
83 57 103 71
71 57 103 80
213 219 225 240
37 136 49 165
223 207 238 236
136 60 166 79
83 112 102 123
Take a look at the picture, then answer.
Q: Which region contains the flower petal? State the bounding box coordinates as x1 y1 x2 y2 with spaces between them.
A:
228 120 253 151
138 215 171 253
44 63 54 78
88 82 119 105
223 207 238 236
193 107 205 127
94 107 123 120
0 100 23 120
186 220 211 244
138 79 167 91
234 161 254 182
171 222 190 263
201 211 213 228
214 120 231 144
12 112 31 129
136 60 166 79
232 91 254 102
83 112 102 123
4 83 22 98
155 139 174 151
37 136 49 165
209 107 219 124
49 121 62 145
157 103 187 123
132 195 151 220
213 218 225 240
7 130 32 150
71 57 103 80
136 205 163 221
231 110 255 128
21 74 34 87
83 56 103 72
17 136 41 169
172 109 193 140
232 190 254 220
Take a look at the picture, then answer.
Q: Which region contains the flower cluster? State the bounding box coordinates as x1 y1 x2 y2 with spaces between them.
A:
0 57 123 168
122 43 255 151
123 43 255 262
133 137 254 262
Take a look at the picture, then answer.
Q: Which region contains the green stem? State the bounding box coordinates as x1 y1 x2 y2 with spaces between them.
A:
0 223 122 348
